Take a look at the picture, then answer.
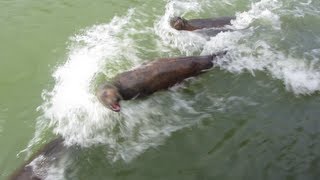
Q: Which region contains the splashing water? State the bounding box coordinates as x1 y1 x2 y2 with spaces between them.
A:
36 9 138 148
29 10 141 162
232 0 282 29
156 0 320 95
28 0 320 165
30 7 224 163
154 0 207 55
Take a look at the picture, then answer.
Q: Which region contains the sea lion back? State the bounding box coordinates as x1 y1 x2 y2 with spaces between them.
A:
113 55 214 99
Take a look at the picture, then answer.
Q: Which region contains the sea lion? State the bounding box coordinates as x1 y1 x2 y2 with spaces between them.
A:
170 16 235 31
8 137 67 180
97 52 226 112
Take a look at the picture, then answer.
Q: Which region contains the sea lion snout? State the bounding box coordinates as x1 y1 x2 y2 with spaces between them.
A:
97 84 122 112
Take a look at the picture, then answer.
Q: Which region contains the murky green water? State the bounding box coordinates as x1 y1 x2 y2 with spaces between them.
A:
1 0 320 179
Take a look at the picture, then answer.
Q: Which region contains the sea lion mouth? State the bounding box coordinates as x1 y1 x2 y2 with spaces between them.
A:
110 103 121 112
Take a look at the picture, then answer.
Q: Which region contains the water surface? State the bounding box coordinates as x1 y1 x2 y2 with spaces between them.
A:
1 0 320 179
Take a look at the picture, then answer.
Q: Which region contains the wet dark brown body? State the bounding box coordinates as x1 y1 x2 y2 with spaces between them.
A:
171 16 235 31
187 17 234 30
112 55 218 100
8 137 66 180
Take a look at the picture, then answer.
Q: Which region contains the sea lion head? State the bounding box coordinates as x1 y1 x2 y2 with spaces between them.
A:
97 83 122 112
170 16 188 30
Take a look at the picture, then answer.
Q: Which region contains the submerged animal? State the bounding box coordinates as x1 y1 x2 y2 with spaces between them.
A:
8 137 67 180
170 16 235 31
97 52 226 112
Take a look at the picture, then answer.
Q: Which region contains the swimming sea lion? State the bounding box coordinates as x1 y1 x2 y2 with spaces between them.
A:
8 137 66 180
97 52 226 112
170 16 235 31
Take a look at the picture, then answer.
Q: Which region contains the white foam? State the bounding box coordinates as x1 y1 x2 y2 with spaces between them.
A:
99 91 206 162
31 7 213 163
36 9 138 148
27 0 320 165
268 57 320 94
154 0 207 55
45 154 70 180
231 0 282 29
203 33 320 94
26 153 69 180
155 0 320 95
27 155 48 179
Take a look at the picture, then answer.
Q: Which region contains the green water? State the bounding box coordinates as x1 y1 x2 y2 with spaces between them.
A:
1 0 320 179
